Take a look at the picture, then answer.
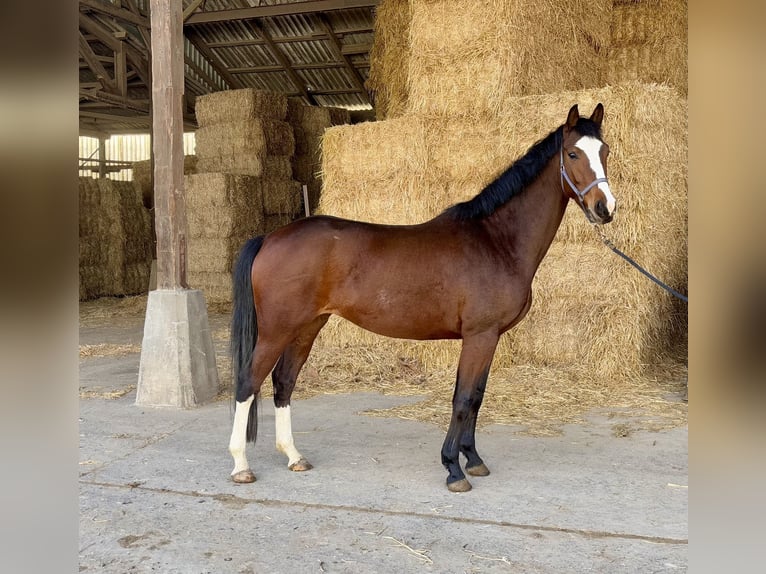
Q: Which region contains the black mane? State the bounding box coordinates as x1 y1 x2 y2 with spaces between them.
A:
443 117 602 221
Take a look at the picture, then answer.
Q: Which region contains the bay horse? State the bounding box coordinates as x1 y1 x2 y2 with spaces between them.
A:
228 104 616 492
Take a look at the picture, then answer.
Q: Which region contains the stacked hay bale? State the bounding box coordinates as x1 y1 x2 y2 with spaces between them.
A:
79 177 107 300
185 173 266 303
367 0 411 119
78 177 153 301
187 88 305 303
368 0 611 120
286 99 350 214
606 0 687 96
319 0 687 379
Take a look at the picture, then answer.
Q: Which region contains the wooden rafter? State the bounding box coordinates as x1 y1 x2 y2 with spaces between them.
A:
79 31 117 92
185 29 240 90
316 13 370 104
79 0 149 28
248 19 317 105
184 0 379 25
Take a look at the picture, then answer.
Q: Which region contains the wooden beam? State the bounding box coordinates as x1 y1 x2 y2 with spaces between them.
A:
185 29 240 90
79 12 122 51
316 14 370 105
183 0 206 23
248 19 317 105
150 0 188 289
229 61 345 74
341 42 371 55
203 27 373 48
79 31 117 93
79 0 149 28
185 0 379 25
80 88 150 113
115 41 128 97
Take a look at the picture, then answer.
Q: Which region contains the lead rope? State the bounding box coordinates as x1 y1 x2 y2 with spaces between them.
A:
592 225 688 303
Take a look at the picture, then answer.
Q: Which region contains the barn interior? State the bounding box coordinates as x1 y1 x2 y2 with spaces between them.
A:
79 0 688 432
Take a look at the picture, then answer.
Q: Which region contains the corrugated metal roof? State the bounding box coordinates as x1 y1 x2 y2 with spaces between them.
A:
80 0 378 135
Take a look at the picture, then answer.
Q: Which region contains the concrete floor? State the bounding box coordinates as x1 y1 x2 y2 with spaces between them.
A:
79 313 687 573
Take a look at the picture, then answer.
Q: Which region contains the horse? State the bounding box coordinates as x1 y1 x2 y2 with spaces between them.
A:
228 103 616 492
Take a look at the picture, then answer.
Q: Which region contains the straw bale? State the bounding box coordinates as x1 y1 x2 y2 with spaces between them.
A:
194 88 287 126
327 107 351 126
606 0 687 96
185 173 265 238
260 179 302 216
367 0 411 119
187 238 242 273
195 154 293 179
195 120 295 158
318 83 686 377
187 271 233 304
78 178 152 300
404 0 610 118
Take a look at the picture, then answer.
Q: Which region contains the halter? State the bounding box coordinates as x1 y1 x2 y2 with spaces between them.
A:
559 146 609 208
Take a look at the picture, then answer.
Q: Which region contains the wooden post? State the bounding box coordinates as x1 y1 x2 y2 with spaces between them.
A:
97 136 108 179
150 0 187 289
137 0 218 408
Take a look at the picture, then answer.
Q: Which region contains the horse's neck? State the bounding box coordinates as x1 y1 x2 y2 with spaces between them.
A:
484 159 568 279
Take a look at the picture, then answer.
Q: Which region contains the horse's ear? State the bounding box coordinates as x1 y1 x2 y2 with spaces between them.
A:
566 104 580 130
590 103 604 126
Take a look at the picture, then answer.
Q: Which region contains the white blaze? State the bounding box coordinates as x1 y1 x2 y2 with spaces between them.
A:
275 405 304 466
575 136 617 213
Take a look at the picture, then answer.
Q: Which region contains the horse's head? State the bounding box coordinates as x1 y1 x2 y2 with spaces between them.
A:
560 103 616 224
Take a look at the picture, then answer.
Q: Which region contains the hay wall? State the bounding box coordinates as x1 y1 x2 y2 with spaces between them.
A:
79 177 153 301
366 0 686 120
606 0 687 96
403 0 610 118
188 88 308 303
318 83 687 378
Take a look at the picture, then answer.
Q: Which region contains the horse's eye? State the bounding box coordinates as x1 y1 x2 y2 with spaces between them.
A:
568 152 577 159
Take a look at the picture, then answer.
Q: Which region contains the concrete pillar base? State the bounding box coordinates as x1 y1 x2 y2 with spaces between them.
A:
136 289 219 408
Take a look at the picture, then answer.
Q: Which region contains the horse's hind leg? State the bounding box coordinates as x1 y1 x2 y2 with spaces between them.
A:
441 332 498 492
271 315 329 471
229 336 289 483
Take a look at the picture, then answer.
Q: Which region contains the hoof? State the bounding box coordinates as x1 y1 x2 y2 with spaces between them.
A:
288 458 313 472
466 463 490 477
231 469 256 484
447 478 472 493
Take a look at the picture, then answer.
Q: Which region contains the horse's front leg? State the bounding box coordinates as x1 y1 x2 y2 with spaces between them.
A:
441 332 498 492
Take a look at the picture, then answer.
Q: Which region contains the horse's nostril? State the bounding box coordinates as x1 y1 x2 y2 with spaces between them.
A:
595 200 608 219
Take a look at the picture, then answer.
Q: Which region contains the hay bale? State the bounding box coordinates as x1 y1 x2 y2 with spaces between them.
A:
318 83 687 377
367 0 412 119
78 178 152 300
260 179 302 216
195 154 293 179
606 0 687 96
195 120 295 158
194 88 287 126
185 173 304 301
185 173 265 238
404 0 611 118
187 271 232 304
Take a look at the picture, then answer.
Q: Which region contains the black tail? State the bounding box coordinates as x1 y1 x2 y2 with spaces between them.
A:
231 236 265 443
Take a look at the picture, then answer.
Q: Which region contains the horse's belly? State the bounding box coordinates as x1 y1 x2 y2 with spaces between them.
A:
330 298 461 341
